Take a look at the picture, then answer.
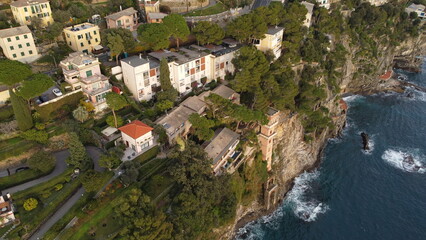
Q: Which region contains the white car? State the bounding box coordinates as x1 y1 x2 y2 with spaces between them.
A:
52 88 63 97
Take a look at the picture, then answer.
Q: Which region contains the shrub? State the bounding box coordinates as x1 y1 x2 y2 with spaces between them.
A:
35 122 46 130
27 151 56 173
41 190 52 199
23 198 38 211
0 106 14 122
21 129 49 144
48 139 66 151
54 183 63 191
0 120 18 134
35 91 83 121
106 115 123 127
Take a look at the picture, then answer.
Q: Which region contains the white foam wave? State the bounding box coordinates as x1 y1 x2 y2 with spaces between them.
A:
402 87 426 102
382 148 425 173
285 171 329 222
359 133 375 155
343 95 364 103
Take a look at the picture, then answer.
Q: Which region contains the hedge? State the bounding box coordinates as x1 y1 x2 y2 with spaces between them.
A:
0 106 13 122
134 145 160 163
35 91 83 121
0 166 54 190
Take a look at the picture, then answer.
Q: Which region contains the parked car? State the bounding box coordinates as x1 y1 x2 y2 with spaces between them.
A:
40 95 49 102
52 88 63 97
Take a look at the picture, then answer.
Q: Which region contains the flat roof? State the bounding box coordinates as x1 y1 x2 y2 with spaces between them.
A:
156 105 195 136
61 52 98 66
149 47 210 65
64 23 97 32
105 7 137 21
0 26 31 38
204 128 240 165
147 12 168 19
121 55 160 69
10 0 49 7
267 26 284 35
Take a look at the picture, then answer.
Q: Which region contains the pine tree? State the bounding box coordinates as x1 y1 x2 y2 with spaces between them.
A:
9 89 33 131
67 132 90 170
158 58 178 102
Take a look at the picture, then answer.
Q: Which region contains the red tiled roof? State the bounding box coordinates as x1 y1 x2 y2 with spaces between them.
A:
379 70 393 80
119 120 153 139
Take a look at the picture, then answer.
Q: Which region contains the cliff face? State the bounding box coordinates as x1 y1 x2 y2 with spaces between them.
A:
219 33 425 239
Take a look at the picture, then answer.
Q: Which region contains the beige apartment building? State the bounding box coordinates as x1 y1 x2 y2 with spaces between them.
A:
0 26 39 63
63 23 100 53
10 0 53 27
105 7 138 31
121 55 160 102
60 52 111 112
254 26 284 60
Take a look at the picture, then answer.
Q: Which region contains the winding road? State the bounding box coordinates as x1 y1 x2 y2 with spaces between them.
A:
1 146 104 240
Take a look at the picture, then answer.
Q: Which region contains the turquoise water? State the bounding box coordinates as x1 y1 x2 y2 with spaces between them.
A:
236 62 426 240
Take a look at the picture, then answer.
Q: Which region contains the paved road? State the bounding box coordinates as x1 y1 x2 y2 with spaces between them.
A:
86 146 105 173
29 188 85 240
2 150 69 194
251 0 272 9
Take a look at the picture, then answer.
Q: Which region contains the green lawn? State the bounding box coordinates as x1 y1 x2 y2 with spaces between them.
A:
183 2 228 17
0 137 39 161
133 145 160 163
0 167 54 190
7 168 80 239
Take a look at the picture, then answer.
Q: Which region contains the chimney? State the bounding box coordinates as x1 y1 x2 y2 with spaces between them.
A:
139 53 142 59
120 5 122 11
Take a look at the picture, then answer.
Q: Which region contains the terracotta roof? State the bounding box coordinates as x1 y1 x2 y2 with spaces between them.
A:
119 120 153 139
379 70 393 80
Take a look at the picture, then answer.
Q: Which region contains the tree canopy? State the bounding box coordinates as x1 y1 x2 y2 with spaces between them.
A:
107 34 125 64
163 14 190 48
27 151 56 173
138 23 171 51
17 74 54 101
188 113 215 141
102 28 136 52
105 92 128 128
0 60 32 86
192 21 225 45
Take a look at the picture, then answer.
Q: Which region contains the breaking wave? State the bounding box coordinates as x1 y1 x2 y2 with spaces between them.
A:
343 95 364 104
286 170 329 222
381 148 425 173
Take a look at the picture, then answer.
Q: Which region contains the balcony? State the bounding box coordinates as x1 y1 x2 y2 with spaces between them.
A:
83 84 111 96
62 68 79 77
80 74 108 84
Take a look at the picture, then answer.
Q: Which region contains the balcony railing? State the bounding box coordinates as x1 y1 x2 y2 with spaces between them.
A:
83 84 111 96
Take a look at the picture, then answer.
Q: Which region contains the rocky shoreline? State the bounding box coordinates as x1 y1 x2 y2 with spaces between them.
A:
226 61 425 239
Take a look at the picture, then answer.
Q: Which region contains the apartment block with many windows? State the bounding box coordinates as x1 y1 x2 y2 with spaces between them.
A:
0 26 39 63
60 52 111 112
63 23 101 53
10 0 53 27
121 55 161 102
149 47 212 96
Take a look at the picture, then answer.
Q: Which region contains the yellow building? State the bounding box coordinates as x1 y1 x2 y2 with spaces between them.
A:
10 0 54 27
0 26 40 63
254 26 284 60
63 23 101 53
141 0 160 14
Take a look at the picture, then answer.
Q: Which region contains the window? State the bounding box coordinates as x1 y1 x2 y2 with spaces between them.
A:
117 20 122 26
126 19 129 23
18 44 22 49
86 70 92 77
10 46 14 50
68 65 73 70
69 41 72 46
93 31 97 35
26 43 30 47
29 50 33 55
95 38 98 42
25 16 30 21
21 52 25 56
15 36 19 40
12 54 16 58
24 7 28 12
7 38 11 42
144 79 149 87
24 35 28 39
143 71 149 79
80 43 84 47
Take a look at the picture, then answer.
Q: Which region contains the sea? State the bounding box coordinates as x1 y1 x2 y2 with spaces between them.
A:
236 60 426 240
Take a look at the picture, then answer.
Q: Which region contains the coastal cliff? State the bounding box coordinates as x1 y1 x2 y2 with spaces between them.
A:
217 30 425 240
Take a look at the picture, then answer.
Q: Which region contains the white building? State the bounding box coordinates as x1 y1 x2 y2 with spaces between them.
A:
316 0 330 9
366 0 388 6
60 52 111 112
119 120 155 160
0 26 39 63
254 26 284 60
405 3 425 19
121 55 160 102
149 47 212 96
301 1 315 28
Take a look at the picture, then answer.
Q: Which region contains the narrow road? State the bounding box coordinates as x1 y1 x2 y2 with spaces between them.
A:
28 188 85 240
2 150 69 194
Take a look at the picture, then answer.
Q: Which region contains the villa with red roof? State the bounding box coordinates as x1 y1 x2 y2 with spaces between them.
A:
119 120 155 160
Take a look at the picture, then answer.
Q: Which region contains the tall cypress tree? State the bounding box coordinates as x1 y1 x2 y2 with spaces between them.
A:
158 58 178 102
9 89 33 131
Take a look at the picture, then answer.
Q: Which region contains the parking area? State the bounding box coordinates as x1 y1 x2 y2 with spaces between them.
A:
35 86 63 105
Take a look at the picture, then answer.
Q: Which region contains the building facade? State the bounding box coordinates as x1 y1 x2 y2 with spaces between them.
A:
63 23 101 53
121 55 160 102
258 107 280 171
105 7 138 31
146 12 167 23
141 0 160 14
254 27 284 60
119 120 154 160
204 128 240 176
0 26 39 63
60 52 111 112
149 47 212 96
0 194 15 228
10 0 53 27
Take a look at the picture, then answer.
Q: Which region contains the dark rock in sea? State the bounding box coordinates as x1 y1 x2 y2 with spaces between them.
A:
361 132 369 151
